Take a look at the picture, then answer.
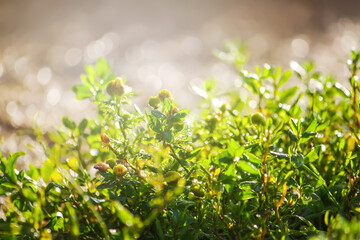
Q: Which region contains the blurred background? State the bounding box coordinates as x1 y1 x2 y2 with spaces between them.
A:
1 0 360 166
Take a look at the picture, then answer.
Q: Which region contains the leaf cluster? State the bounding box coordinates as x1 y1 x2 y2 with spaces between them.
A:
2 48 360 239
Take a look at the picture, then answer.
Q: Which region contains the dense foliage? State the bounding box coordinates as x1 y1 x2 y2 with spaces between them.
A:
2 44 360 239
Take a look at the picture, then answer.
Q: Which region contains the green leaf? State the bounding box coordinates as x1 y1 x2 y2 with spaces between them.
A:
87 134 101 148
273 66 281 80
41 159 55 183
7 152 25 184
299 132 316 144
163 98 172 113
288 129 298 142
174 110 189 119
334 82 350 98
217 150 233 165
290 119 298 136
304 119 317 133
96 57 110 78
188 148 202 158
224 163 236 178
243 152 261 165
51 216 64 232
262 64 271 78
279 86 298 103
81 74 95 91
90 197 106 204
48 131 64 143
97 182 115 190
151 109 166 119
112 201 137 227
299 120 317 143
147 114 162 133
270 151 289 159
243 75 260 94
45 182 65 194
78 118 88 134
155 218 165 240
26 163 39 181
227 139 244 158
21 187 37 202
291 155 304 168
304 150 318 163
278 70 292 87
65 203 80 237
85 65 96 83
95 91 107 101
72 84 93 100
235 190 256 200
284 170 294 182
62 117 76 130
164 130 173 143
237 160 259 175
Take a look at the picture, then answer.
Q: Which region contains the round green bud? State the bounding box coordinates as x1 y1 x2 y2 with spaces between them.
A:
113 164 128 177
206 115 219 125
164 171 181 185
190 185 205 197
188 192 197 201
158 89 173 102
148 96 161 108
123 113 131 121
106 78 125 97
251 112 266 126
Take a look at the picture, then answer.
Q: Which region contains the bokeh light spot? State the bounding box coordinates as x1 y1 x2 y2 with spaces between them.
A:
47 88 61 106
14 57 28 76
182 36 203 56
65 48 82 66
291 38 309 58
37 67 52 85
0 63 4 78
6 101 18 116
25 104 37 119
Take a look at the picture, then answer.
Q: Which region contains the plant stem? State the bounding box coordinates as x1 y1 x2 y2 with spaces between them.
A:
260 130 271 240
169 144 190 174
350 56 360 128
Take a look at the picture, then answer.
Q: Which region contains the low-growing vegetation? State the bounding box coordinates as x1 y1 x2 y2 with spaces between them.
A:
1 43 360 239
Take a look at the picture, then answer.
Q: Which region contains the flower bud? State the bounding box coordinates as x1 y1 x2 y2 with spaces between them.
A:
94 162 110 172
113 164 128 178
158 89 173 102
148 96 160 108
123 113 131 121
100 133 110 145
251 112 266 126
164 171 181 185
206 115 219 126
190 184 205 197
106 78 125 97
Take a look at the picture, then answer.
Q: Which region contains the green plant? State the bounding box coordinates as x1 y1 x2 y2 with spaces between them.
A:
1 45 360 240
